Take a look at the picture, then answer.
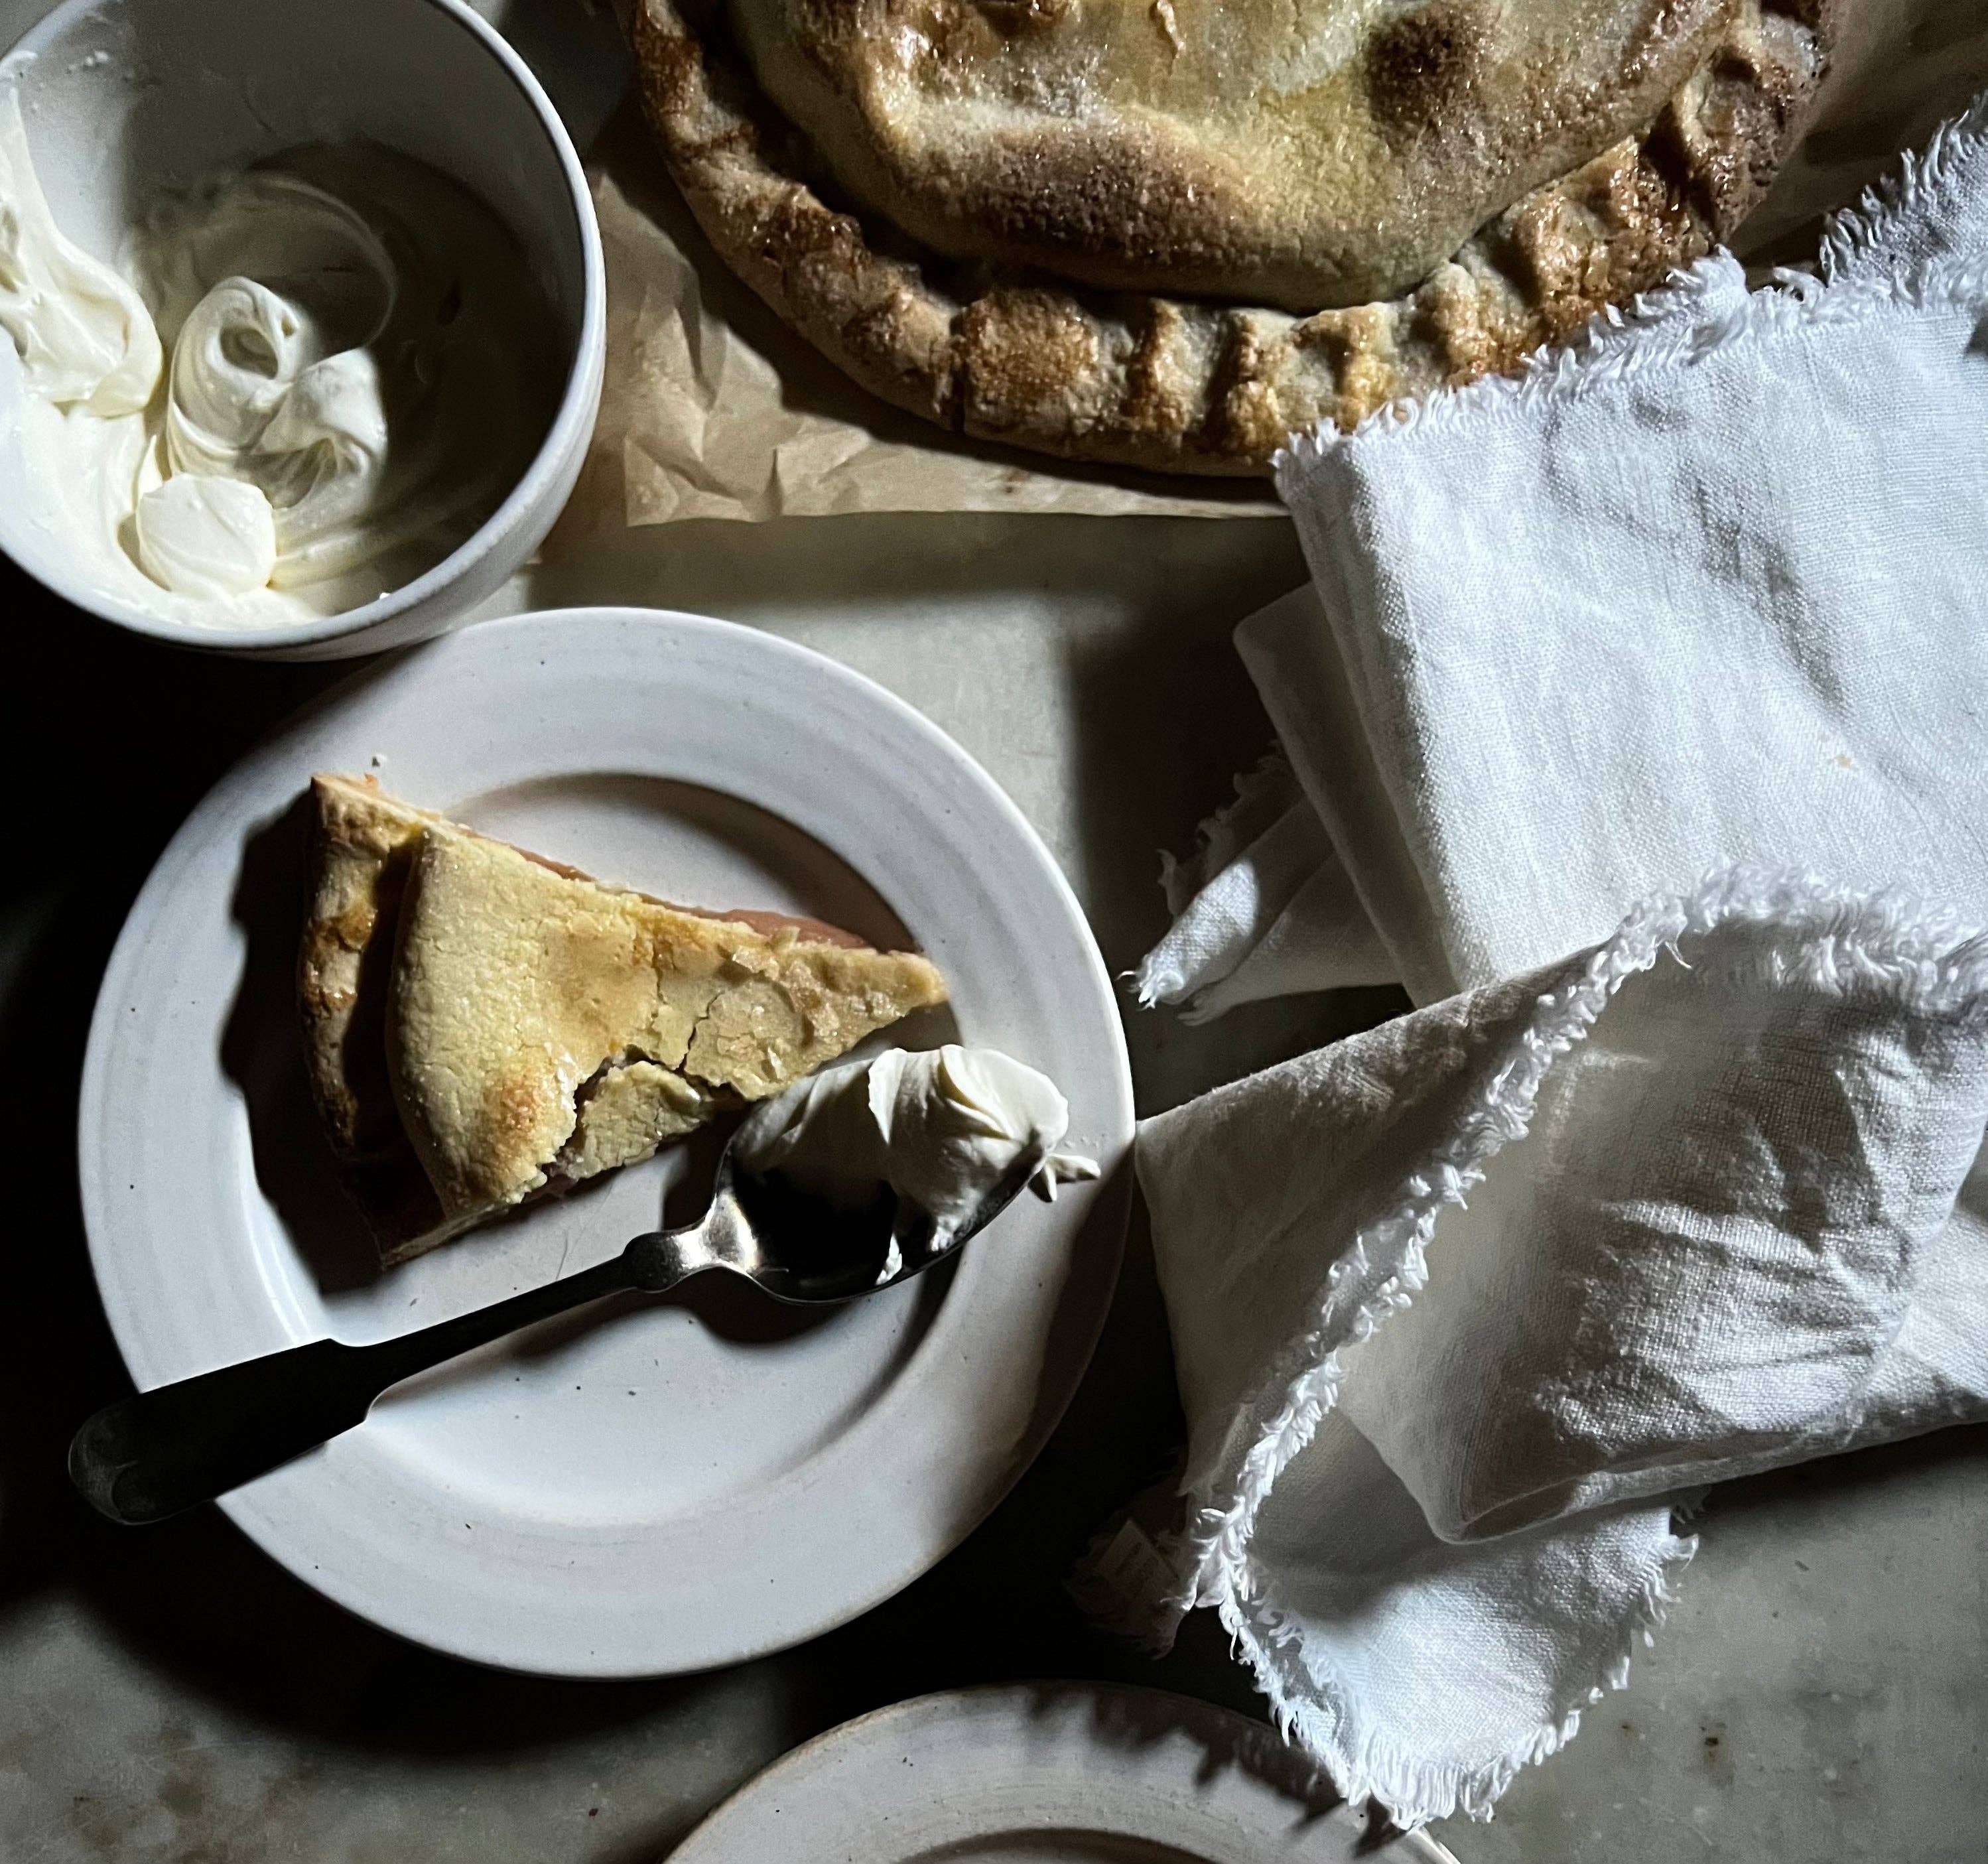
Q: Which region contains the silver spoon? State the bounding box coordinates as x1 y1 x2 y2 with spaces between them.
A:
69 1104 1045 1526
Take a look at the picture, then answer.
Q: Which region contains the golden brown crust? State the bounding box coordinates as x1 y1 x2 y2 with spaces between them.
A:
296 774 949 1266
297 775 450 1259
631 0 1841 477
724 0 1733 312
386 824 949 1227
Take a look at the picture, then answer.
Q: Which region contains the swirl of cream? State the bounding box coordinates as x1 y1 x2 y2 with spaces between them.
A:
1 117 561 623
141 176 398 596
131 151 554 606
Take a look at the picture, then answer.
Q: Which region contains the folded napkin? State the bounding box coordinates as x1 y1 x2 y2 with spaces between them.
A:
1112 98 1988 1828
1130 870 1988 1824
1138 95 1988 1015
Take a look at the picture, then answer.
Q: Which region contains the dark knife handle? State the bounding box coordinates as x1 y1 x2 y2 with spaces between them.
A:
69 1245 658 1525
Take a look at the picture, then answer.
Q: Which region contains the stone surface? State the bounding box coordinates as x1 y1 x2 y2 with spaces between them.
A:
5 1 1988 1853
6 498 1986 1864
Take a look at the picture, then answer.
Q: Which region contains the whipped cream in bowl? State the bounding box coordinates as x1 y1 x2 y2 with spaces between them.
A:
0 0 603 657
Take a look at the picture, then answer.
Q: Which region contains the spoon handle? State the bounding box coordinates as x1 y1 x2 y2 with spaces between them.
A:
70 1242 665 1526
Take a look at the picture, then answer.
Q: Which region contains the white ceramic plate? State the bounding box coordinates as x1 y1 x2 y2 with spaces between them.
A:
78 608 1133 1675
670 1684 1463 1863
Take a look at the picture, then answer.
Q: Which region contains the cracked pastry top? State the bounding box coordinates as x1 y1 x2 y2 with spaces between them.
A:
297 773 947 1265
631 0 1843 476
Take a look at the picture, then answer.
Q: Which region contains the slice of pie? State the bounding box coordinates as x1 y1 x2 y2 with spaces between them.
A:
631 0 1840 475
297 773 947 1264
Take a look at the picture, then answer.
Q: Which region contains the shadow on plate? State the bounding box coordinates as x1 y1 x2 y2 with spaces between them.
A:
1019 1680 1432 1859
1024 1679 1348 1820
218 790 385 1294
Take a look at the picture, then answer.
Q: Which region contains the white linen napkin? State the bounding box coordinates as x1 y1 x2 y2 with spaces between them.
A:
1113 98 1988 1830
1137 96 1988 1014
1128 870 1988 1826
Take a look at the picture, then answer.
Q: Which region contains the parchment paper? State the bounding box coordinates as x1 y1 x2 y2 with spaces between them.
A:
555 107 1282 535
563 0 1988 535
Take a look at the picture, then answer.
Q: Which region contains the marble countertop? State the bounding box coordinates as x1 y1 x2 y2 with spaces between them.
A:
2 507 1983 1864
3 0 1985 1851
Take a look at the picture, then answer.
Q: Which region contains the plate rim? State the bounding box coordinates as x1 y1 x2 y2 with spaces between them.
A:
76 606 1135 1675
667 1681 1465 1863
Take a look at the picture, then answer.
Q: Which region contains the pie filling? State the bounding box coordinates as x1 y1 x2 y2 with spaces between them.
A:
552 1052 714 1186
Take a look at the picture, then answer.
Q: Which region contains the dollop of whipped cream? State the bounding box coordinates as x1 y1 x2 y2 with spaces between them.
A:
738 1045 1100 1246
0 90 560 626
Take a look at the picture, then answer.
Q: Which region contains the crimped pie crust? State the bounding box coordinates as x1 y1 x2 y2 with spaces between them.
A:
632 0 1841 476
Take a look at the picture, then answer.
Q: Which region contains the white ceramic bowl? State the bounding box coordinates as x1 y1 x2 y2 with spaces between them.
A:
0 0 604 659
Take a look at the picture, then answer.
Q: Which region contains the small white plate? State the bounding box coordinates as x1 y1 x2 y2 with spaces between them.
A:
670 1684 1463 1862
78 608 1133 1675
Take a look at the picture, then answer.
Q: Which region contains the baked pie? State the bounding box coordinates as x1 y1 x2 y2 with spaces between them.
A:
631 0 1840 475
297 773 948 1264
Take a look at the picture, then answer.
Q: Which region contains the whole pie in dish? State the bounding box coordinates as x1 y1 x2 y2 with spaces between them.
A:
631 0 1841 476
297 773 949 1264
